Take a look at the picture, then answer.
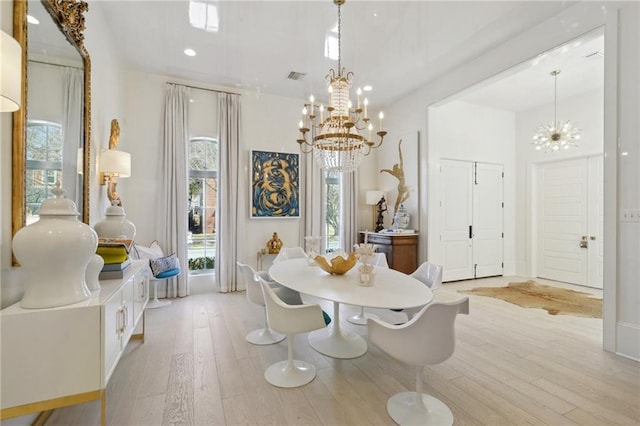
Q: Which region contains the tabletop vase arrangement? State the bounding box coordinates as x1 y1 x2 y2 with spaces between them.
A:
314 252 359 275
354 243 377 286
304 236 322 266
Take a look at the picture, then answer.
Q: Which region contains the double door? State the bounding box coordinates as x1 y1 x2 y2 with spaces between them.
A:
440 160 504 282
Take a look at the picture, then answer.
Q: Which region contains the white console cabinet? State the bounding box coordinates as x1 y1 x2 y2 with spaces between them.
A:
0 260 148 425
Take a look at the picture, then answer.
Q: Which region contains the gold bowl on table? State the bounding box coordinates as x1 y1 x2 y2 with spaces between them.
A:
314 253 359 275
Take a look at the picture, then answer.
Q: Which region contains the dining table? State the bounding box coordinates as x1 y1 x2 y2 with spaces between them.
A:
269 257 433 359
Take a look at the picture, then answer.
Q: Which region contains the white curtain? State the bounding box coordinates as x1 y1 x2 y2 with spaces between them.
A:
62 67 83 207
340 171 359 251
299 153 325 251
160 84 190 297
216 93 242 292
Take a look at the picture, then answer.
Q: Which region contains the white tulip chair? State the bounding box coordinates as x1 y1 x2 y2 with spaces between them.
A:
238 262 301 345
259 278 328 388
272 246 308 263
368 297 469 426
401 262 443 320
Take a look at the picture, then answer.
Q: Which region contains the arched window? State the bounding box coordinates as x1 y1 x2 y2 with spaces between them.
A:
188 137 218 274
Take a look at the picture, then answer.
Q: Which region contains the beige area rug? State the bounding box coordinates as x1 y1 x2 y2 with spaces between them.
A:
459 280 602 318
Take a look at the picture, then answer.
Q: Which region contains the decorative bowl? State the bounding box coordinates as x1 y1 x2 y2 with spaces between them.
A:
314 252 359 275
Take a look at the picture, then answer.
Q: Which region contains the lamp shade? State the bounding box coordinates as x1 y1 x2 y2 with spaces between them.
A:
366 190 385 206
1 30 22 112
99 149 131 177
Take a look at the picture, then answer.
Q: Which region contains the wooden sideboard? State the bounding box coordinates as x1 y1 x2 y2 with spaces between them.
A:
359 232 418 274
0 260 149 425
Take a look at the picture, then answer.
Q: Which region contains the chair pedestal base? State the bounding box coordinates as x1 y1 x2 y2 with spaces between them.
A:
387 392 453 426
246 328 285 345
147 280 171 309
264 360 316 388
347 307 379 325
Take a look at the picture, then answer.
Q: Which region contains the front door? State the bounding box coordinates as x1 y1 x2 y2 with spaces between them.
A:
535 156 603 288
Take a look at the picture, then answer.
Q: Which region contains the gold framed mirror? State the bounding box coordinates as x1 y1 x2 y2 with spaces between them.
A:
11 0 91 246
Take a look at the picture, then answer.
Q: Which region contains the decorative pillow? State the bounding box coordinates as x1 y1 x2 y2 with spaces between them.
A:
132 240 164 260
149 253 179 277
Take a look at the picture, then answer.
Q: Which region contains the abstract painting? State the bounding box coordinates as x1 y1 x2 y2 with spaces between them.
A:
251 150 299 218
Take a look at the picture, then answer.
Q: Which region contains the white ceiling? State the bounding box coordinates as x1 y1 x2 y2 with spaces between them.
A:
91 0 602 112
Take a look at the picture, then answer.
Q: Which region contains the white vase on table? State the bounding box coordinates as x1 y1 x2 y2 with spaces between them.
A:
13 184 97 309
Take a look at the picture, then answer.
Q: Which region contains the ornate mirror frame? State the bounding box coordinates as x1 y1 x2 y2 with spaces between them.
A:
11 0 91 245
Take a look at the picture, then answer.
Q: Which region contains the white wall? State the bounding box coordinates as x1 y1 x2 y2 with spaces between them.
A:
427 101 516 274
515 88 604 276
121 71 306 281
384 1 639 359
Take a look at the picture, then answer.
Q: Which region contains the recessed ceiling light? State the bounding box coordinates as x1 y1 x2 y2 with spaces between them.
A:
184 48 196 57
621 152 629 156
27 15 39 25
363 85 372 92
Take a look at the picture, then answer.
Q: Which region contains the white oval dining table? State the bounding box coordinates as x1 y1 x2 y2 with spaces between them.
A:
269 258 433 359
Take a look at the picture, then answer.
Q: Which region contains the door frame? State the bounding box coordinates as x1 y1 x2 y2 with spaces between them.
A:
423 4 618 352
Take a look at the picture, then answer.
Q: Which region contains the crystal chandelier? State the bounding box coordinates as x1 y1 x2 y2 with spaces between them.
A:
296 0 386 173
532 70 581 152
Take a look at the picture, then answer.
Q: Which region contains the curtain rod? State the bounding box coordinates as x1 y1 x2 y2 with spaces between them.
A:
28 59 83 70
166 82 242 97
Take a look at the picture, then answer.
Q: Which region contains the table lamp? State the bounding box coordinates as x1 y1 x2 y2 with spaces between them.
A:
99 148 131 206
1 30 22 112
366 190 385 230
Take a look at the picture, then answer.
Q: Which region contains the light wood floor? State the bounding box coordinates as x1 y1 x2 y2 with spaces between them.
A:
41 276 639 425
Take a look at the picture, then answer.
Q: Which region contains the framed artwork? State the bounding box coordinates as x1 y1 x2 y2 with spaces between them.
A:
250 150 300 218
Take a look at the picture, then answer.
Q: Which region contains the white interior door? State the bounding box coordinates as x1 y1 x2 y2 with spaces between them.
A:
536 158 596 287
473 163 504 278
440 160 473 281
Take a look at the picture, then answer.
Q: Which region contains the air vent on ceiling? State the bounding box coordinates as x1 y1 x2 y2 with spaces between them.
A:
287 71 306 81
585 51 604 59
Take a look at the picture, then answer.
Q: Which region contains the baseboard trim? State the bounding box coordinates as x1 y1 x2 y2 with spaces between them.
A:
616 321 640 361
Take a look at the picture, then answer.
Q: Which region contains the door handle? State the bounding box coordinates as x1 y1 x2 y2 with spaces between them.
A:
590 236 596 241
579 236 588 248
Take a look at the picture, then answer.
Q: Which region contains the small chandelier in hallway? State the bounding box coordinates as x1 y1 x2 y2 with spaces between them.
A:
532 70 581 152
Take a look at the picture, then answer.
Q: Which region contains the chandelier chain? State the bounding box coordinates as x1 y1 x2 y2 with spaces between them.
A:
553 71 557 123
337 3 342 74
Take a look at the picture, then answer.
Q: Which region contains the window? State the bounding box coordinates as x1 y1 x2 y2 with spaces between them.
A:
188 137 218 274
25 120 63 224
324 171 341 252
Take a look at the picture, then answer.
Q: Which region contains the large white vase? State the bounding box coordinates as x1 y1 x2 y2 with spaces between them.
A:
93 201 136 241
85 254 104 291
13 185 98 309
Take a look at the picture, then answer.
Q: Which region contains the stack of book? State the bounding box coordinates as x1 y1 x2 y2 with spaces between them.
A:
99 258 131 280
96 239 133 280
